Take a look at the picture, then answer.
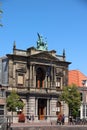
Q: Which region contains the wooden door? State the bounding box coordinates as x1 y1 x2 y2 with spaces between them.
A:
39 107 44 120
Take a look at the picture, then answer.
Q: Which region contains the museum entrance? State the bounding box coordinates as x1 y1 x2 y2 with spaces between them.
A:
38 99 47 120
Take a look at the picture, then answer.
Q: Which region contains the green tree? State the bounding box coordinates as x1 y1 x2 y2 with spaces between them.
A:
61 84 81 119
6 90 25 117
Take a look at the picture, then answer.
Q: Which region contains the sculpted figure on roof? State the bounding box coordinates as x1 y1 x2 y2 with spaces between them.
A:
37 33 48 51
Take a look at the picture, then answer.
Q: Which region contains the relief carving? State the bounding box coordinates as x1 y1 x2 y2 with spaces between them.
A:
16 64 26 72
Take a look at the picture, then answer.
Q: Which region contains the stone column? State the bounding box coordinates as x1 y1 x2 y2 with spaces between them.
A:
50 66 53 87
47 99 50 120
35 98 38 120
13 63 16 87
53 66 56 88
47 76 50 88
33 64 36 87
30 64 32 86
44 76 46 88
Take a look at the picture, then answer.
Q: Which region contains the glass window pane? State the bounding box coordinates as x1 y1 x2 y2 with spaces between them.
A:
0 110 4 115
0 105 4 109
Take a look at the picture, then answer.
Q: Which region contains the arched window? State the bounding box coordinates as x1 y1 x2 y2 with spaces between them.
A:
36 67 45 88
56 101 61 115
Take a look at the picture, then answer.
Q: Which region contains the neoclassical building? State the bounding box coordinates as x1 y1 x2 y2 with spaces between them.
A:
68 70 87 119
0 34 71 122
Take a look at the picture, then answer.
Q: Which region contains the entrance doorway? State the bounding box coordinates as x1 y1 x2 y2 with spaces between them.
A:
38 99 47 120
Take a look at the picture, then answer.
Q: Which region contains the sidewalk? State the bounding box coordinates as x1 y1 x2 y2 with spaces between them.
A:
11 121 52 127
10 122 87 130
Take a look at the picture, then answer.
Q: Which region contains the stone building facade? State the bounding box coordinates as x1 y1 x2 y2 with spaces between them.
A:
0 35 71 122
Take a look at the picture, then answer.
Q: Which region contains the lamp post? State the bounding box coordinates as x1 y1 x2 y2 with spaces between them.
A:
82 80 86 119
68 88 72 117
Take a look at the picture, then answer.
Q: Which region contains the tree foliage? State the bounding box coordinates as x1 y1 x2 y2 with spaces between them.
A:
6 90 24 112
61 84 81 118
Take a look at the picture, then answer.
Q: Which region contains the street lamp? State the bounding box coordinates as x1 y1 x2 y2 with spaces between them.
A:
82 80 86 119
68 88 72 116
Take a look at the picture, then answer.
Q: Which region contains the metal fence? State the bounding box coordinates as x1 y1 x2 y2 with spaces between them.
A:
0 117 7 130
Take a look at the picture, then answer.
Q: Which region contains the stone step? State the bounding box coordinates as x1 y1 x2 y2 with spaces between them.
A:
11 121 52 127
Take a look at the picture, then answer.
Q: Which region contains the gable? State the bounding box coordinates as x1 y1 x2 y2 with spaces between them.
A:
30 51 60 62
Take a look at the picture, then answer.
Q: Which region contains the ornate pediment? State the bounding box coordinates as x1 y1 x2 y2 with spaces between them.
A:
30 51 60 61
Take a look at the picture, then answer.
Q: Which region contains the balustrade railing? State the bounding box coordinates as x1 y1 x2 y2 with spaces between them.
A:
10 79 62 93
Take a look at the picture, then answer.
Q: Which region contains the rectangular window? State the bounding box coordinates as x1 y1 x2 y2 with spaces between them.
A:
80 93 83 101
0 90 5 97
56 77 61 87
83 105 85 117
86 105 87 117
83 104 87 118
0 105 4 115
0 91 2 97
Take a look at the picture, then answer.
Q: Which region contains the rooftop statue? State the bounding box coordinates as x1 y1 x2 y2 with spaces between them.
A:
37 33 48 51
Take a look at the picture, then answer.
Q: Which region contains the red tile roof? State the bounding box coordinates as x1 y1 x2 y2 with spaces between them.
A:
68 70 87 87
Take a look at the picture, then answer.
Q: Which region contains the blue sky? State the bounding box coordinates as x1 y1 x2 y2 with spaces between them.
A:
0 0 87 75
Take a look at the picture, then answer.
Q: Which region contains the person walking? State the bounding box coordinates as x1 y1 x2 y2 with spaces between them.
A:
57 113 62 125
61 114 65 125
69 116 72 125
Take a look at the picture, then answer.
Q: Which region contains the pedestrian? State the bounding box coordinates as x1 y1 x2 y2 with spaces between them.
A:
28 114 31 120
18 111 25 123
57 113 62 125
32 115 34 121
61 114 65 125
69 116 72 125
